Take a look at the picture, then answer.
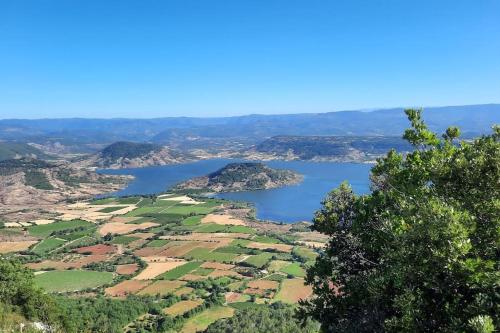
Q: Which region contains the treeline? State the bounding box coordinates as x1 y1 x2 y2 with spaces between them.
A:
205 302 320 333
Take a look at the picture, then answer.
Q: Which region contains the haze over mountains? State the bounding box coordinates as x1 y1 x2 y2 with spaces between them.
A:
0 104 498 165
1 105 498 146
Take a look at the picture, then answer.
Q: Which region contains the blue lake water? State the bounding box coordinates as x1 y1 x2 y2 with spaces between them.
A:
99 159 372 223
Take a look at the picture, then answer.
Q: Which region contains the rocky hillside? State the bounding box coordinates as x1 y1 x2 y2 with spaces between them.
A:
175 162 303 192
0 158 130 206
245 135 412 162
0 141 51 161
82 141 193 169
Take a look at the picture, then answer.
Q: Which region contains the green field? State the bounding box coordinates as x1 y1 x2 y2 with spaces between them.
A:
31 237 66 255
97 206 125 213
182 215 203 226
194 223 227 233
192 267 215 276
244 252 274 268
263 273 287 281
126 206 166 216
116 196 141 204
271 253 294 261
146 239 169 247
91 198 116 205
215 245 255 255
62 236 95 248
126 216 154 224
159 261 202 280
182 306 234 333
27 220 93 237
144 213 185 224
184 248 238 263
126 199 218 220
280 262 306 277
165 204 217 215
111 235 139 245
34 270 114 292
231 239 251 247
58 227 96 241
226 225 255 234
252 235 281 244
292 246 318 261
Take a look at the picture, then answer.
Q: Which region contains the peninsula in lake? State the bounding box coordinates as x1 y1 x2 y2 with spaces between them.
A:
174 162 303 193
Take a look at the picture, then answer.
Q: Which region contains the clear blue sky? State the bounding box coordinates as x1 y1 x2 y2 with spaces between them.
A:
1 0 499 119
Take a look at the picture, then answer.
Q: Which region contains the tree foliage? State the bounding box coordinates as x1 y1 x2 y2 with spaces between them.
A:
0 258 69 332
205 302 319 333
299 109 499 332
56 295 172 333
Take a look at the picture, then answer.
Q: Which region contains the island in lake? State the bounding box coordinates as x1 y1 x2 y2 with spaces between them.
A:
174 162 303 193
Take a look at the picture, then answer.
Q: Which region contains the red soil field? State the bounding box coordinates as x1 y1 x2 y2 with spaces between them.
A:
75 244 116 255
116 263 139 275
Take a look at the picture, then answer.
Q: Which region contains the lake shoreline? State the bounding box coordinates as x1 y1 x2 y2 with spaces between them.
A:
98 159 372 224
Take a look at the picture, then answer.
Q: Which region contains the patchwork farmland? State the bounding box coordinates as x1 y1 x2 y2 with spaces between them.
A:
0 193 326 332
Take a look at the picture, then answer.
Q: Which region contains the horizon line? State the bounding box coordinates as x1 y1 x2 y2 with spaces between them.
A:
1 102 499 121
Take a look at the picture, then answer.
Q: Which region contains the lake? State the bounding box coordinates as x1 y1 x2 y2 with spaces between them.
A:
99 159 372 223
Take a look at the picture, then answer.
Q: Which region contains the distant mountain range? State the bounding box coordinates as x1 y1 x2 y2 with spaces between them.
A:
1 105 498 151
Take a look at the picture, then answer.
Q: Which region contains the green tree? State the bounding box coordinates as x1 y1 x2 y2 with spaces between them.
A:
205 302 319 333
0 258 69 332
299 109 499 332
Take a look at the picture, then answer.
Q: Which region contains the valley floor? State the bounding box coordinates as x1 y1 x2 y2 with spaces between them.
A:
0 193 326 332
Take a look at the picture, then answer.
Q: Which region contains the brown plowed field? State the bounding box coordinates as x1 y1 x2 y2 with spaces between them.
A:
247 280 279 290
75 244 116 255
247 242 292 252
276 278 313 303
0 241 37 253
201 214 245 225
163 300 203 316
116 263 139 275
137 280 185 296
98 222 158 236
105 280 151 297
208 270 242 278
133 260 186 280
